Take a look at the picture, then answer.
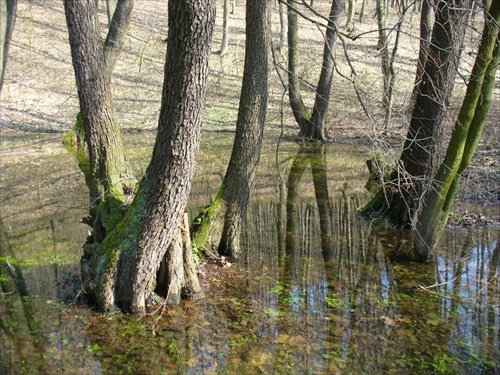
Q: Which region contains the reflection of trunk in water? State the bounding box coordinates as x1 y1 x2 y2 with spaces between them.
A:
285 144 333 262
0 217 47 373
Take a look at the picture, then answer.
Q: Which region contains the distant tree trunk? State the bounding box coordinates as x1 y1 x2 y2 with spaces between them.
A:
376 0 399 130
287 0 343 141
409 0 434 112
192 0 269 259
220 0 229 56
103 0 134 78
359 0 368 23
279 1 288 51
310 0 343 140
82 0 216 314
414 0 499 259
0 0 17 96
287 0 312 135
345 0 355 31
361 0 470 227
64 0 133 244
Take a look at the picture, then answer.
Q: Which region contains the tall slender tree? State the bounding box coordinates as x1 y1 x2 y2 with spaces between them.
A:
0 0 17 96
192 0 270 259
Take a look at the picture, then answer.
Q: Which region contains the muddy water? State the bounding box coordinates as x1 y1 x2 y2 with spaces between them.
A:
0 133 498 374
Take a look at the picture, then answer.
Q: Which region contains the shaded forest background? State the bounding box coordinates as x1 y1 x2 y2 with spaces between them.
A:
1 0 498 208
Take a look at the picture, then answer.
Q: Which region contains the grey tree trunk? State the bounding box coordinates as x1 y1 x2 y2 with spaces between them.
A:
192 0 270 259
0 0 17 96
64 0 133 244
409 0 434 112
83 0 216 314
287 0 343 141
310 0 343 140
220 0 229 56
361 0 470 227
104 0 134 78
414 0 499 259
279 1 288 51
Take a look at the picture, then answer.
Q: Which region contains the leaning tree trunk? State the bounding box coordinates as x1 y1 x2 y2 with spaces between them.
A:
103 0 134 78
361 0 470 227
192 0 269 259
0 0 17 96
414 0 499 259
64 0 133 245
310 0 343 141
82 0 216 314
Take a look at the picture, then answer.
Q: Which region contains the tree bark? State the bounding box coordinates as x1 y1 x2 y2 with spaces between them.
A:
104 0 134 79
287 0 343 141
0 0 17 96
414 0 499 259
64 0 133 244
287 0 312 135
310 0 343 141
220 0 230 57
83 0 216 314
409 0 434 112
192 0 270 259
361 0 470 227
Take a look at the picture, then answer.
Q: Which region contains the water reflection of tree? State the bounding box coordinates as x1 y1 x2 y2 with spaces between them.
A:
1 216 99 374
241 145 406 373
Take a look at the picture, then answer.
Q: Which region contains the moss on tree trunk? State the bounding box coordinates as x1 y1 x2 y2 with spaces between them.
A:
414 1 499 259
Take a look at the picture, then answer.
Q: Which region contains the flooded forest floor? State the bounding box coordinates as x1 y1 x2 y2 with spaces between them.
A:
1 1 499 374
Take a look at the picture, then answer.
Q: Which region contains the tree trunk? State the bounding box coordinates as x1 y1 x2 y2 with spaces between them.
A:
82 0 216 314
64 0 133 244
279 1 288 51
345 0 354 31
414 0 499 259
310 0 343 141
359 0 368 23
287 0 343 141
103 0 134 78
287 0 313 136
361 0 470 227
0 0 17 96
408 0 434 113
220 0 229 56
192 0 269 259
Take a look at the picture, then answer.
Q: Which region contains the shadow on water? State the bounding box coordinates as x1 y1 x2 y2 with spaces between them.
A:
0 134 499 374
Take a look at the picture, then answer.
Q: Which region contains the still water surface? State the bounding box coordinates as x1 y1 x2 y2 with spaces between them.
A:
0 133 498 374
